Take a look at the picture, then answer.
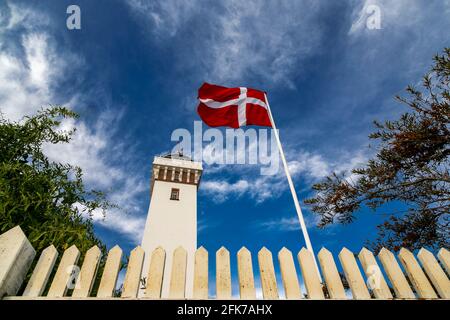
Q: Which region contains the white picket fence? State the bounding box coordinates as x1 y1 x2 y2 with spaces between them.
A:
1 226 449 299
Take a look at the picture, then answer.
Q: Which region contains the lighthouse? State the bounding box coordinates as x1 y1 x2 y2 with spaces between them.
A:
140 151 202 298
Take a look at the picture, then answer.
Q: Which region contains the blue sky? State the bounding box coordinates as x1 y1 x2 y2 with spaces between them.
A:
1 0 449 297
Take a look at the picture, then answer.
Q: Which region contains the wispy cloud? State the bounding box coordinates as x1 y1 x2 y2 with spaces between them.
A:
197 216 223 234
200 148 368 204
0 32 79 121
2 1 50 31
201 179 250 203
0 2 146 244
126 0 326 87
258 216 302 232
127 0 197 38
45 116 148 243
257 212 339 235
348 0 439 35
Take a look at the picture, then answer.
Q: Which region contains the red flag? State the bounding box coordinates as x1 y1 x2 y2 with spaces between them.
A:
197 83 272 128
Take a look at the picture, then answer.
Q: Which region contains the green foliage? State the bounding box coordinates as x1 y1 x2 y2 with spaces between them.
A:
305 48 450 252
0 106 112 255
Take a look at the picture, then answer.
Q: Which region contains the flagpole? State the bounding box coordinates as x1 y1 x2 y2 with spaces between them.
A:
264 93 322 282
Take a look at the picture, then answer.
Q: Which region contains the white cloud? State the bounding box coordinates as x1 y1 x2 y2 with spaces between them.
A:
24 33 52 90
127 0 324 87
259 216 301 232
200 149 368 204
349 0 450 36
349 0 381 34
288 153 330 180
205 1 322 86
1 1 50 31
43 116 121 189
197 219 209 233
197 216 223 234
257 210 340 234
201 179 250 203
74 201 145 244
259 213 324 231
349 0 421 35
251 150 368 232
127 0 197 38
0 2 146 244
42 114 148 243
0 33 55 121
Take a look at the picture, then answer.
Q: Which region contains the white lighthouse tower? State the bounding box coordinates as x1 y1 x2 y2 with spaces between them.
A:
140 151 202 298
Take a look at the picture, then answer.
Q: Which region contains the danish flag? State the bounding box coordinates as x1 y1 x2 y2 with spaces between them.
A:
197 83 272 128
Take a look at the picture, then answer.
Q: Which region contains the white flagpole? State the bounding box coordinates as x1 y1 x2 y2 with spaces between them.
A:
264 93 322 282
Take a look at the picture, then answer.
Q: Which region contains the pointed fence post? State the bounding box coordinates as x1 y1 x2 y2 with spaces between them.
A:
298 248 324 299
378 248 415 299
278 247 301 299
47 245 80 297
72 246 102 297
23 245 58 297
0 226 36 298
398 248 437 299
258 247 279 300
318 248 346 299
145 247 166 299
339 248 371 299
169 246 187 299
97 245 123 298
437 248 450 275
193 247 208 299
417 248 450 299
216 247 231 299
121 246 144 298
358 248 392 299
237 247 256 299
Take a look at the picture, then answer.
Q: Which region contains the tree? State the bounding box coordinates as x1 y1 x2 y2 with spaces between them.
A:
305 48 450 252
0 106 112 255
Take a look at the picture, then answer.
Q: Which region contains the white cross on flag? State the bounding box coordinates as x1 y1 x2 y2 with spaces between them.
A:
197 83 272 128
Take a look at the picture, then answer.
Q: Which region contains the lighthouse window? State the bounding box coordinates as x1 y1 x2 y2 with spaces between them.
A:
170 188 180 200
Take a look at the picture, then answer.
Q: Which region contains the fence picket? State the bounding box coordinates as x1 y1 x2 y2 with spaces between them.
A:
97 245 123 298
378 248 414 299
258 247 278 300
417 248 450 299
317 248 346 299
23 245 58 297
169 247 187 299
278 247 301 299
145 247 166 298
47 245 80 297
237 247 256 299
72 246 101 297
437 248 450 275
121 246 144 298
216 247 231 299
193 247 208 299
298 248 324 299
398 248 437 299
339 248 371 299
0 226 36 298
2 221 450 302
358 248 392 299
